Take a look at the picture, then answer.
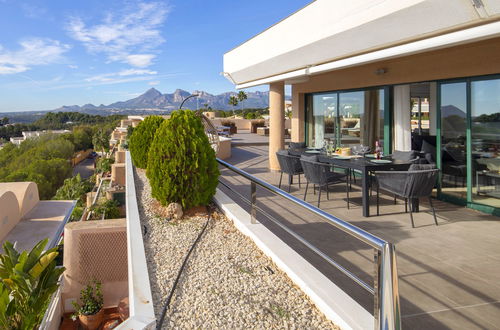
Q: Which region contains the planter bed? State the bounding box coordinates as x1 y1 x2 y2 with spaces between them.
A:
134 168 338 329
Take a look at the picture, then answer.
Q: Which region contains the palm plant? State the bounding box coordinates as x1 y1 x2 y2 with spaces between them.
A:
228 95 239 112
237 91 247 110
0 239 65 329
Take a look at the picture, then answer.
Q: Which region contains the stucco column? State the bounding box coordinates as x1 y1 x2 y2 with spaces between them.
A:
291 85 305 142
269 81 285 170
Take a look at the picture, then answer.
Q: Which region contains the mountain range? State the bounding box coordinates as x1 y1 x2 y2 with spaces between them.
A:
53 88 271 113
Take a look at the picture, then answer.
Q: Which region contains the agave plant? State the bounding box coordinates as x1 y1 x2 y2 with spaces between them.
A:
0 238 65 330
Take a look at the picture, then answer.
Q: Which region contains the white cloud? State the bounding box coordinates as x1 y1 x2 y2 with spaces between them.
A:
68 64 78 69
67 2 168 67
0 38 70 75
148 80 160 86
85 68 157 82
126 54 155 67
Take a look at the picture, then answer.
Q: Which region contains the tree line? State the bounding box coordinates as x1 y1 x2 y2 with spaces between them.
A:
0 112 123 141
0 113 122 199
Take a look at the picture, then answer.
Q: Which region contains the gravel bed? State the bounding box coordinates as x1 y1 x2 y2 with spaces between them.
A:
135 168 339 329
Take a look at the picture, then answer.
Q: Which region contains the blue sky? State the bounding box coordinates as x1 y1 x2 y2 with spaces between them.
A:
0 0 309 112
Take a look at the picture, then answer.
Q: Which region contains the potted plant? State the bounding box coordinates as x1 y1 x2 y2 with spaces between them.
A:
72 279 104 330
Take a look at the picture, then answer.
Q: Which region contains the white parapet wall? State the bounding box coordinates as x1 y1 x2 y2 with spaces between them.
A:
214 188 373 330
116 152 156 329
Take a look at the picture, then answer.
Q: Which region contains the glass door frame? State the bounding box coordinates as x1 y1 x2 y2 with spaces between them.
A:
437 74 500 216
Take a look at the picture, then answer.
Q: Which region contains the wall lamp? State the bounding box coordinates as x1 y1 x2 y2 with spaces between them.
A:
375 68 388 75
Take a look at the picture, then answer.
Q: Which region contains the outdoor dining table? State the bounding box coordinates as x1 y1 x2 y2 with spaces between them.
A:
290 148 412 217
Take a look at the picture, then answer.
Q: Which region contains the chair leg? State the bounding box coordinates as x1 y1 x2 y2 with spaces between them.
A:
376 183 380 216
288 174 292 193
346 175 350 209
326 184 330 200
313 184 316 195
405 198 408 213
429 197 438 226
409 208 415 228
394 194 397 204
318 186 322 208
278 172 283 189
303 182 309 201
298 174 301 188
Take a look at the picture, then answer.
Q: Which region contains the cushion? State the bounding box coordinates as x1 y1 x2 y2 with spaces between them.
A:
392 150 417 162
421 140 436 162
289 142 306 149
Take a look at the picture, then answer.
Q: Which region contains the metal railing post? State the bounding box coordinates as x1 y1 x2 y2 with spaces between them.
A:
250 181 257 224
375 243 401 330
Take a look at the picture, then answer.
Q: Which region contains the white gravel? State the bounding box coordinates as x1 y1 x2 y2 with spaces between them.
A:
135 168 339 329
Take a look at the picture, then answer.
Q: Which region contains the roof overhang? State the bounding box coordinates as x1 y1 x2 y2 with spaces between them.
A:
223 0 500 89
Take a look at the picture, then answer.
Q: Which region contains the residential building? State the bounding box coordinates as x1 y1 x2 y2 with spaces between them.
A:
223 0 500 215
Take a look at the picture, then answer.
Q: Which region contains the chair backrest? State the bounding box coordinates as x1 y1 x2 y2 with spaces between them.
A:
276 150 303 175
404 165 439 198
300 156 329 185
289 142 306 149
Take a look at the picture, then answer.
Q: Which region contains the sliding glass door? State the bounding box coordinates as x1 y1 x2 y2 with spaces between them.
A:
439 82 467 200
438 76 500 212
471 78 500 209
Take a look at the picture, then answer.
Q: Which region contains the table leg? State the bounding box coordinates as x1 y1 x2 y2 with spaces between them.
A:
362 169 370 217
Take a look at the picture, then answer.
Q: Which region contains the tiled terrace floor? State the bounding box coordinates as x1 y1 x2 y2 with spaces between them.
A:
219 144 500 330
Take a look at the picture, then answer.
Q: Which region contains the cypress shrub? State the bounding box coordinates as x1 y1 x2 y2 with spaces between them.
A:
129 115 164 168
146 110 219 209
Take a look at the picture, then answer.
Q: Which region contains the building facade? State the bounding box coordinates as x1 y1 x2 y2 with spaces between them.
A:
223 0 500 214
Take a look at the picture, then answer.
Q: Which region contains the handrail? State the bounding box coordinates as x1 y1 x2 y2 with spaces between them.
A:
216 158 401 330
217 158 386 249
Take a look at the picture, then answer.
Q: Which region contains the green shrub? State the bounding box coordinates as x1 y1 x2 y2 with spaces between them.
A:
89 200 120 220
53 173 94 206
146 110 219 209
96 157 114 174
72 279 103 318
0 239 65 329
129 116 164 168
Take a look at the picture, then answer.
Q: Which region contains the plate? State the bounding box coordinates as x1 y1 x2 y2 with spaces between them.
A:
334 156 351 160
370 159 392 164
365 154 376 158
305 150 320 154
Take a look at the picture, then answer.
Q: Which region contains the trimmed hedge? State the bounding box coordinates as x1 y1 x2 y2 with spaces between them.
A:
129 116 164 168
146 110 219 209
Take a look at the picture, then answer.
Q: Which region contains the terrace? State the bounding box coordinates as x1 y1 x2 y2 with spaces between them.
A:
216 140 500 329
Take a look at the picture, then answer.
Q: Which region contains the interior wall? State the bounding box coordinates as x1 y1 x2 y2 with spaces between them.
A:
291 86 305 142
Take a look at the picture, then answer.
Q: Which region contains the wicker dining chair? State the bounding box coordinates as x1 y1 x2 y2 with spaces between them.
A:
276 150 304 192
374 164 439 227
300 155 349 208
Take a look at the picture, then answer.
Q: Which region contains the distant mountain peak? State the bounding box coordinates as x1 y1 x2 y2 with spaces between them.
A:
57 88 272 112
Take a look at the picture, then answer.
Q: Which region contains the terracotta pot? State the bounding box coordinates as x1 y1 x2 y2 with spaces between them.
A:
79 309 104 330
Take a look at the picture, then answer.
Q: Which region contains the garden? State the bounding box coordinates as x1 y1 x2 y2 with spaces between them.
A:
128 110 336 328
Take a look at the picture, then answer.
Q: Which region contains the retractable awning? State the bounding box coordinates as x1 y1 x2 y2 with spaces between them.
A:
223 0 500 88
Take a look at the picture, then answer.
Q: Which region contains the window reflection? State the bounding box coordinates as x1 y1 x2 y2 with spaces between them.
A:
471 79 500 208
440 82 467 199
306 89 384 150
